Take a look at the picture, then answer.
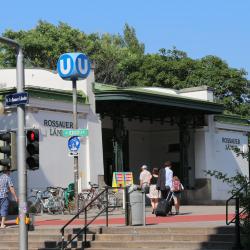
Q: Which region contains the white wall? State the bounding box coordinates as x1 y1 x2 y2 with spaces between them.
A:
0 68 103 193
211 129 249 200
194 116 250 201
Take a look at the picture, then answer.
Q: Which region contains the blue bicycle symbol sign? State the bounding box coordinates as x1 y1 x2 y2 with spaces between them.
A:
68 136 81 152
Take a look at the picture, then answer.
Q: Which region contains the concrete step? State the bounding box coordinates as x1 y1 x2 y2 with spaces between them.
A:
86 248 231 250
100 226 235 235
0 225 235 250
90 240 233 249
83 248 231 250
95 233 234 242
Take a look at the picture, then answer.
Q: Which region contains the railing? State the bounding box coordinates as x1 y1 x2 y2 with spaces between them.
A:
60 186 129 249
226 181 249 250
60 187 108 249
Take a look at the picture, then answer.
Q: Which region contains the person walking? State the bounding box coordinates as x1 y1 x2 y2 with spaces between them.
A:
0 166 18 228
156 161 173 199
139 165 151 192
171 176 184 215
147 168 161 214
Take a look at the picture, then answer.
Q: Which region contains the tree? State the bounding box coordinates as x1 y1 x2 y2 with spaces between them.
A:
0 21 249 117
123 23 144 55
0 21 100 69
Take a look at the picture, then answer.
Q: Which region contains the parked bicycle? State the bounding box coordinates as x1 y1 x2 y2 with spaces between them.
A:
28 186 65 215
81 182 118 212
64 183 86 214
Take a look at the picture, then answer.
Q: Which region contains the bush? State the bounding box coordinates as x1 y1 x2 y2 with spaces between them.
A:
205 170 250 248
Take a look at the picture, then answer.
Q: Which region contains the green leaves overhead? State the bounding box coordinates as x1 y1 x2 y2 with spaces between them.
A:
0 21 249 117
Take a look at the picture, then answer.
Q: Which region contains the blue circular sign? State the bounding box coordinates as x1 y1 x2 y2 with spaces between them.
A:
57 53 91 81
68 136 81 152
75 53 91 79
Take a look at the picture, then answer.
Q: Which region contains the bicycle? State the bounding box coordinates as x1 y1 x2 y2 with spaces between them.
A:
64 183 86 214
28 187 65 215
81 182 117 212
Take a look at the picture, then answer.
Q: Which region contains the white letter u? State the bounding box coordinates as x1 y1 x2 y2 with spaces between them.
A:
77 58 88 74
60 58 71 75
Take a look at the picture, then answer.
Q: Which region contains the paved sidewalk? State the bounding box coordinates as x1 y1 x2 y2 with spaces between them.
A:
6 205 235 228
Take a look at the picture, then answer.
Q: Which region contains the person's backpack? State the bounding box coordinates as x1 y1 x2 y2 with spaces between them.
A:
172 180 181 192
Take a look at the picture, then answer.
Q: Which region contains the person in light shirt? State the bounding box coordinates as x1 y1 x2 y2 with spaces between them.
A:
139 165 152 190
156 161 173 199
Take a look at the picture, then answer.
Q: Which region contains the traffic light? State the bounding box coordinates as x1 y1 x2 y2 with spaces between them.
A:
26 129 39 170
0 132 17 171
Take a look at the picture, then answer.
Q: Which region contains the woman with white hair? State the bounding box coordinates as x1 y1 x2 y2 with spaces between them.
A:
139 165 151 192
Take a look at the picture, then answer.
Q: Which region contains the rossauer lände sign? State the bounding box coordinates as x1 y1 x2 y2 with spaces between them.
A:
44 119 73 136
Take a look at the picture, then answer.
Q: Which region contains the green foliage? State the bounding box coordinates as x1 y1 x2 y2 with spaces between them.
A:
205 170 250 248
0 21 249 117
205 170 248 195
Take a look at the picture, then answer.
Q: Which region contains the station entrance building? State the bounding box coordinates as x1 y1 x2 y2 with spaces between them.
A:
0 68 249 204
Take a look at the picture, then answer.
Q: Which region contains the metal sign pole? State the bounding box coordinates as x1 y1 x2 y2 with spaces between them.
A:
57 53 91 215
72 79 79 213
17 47 28 250
0 37 27 250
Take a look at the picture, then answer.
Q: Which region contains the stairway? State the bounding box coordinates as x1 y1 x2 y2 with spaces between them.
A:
0 225 235 250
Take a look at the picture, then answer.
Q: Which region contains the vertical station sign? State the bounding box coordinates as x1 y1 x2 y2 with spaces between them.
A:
57 52 91 213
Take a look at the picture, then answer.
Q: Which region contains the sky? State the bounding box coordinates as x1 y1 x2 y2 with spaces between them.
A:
0 0 250 78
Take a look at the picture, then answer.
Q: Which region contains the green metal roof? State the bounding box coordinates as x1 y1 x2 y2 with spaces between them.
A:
94 83 223 115
214 115 250 126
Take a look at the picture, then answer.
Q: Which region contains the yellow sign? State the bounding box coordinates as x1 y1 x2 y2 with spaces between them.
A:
16 216 30 225
112 172 133 188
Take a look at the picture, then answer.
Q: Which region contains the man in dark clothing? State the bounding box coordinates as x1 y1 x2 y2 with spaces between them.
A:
156 161 173 199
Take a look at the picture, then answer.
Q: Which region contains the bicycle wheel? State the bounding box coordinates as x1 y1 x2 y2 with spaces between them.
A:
78 193 87 211
107 192 117 212
67 195 88 214
67 198 76 215
59 199 65 215
101 192 117 212
80 192 93 211
27 196 42 214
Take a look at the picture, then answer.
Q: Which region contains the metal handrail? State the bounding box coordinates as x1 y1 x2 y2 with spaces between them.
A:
60 186 109 249
225 181 249 250
226 181 249 225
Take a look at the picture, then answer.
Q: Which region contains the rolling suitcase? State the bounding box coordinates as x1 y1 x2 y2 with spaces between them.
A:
155 191 173 216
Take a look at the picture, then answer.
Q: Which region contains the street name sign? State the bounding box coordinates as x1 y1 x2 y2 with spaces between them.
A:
5 92 29 106
63 129 88 137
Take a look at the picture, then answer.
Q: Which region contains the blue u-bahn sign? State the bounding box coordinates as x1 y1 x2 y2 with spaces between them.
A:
57 53 91 80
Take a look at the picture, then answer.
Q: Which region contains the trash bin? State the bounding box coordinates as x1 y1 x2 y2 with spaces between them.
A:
129 190 145 226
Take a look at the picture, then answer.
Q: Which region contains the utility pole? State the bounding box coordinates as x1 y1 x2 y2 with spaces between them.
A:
0 37 27 250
